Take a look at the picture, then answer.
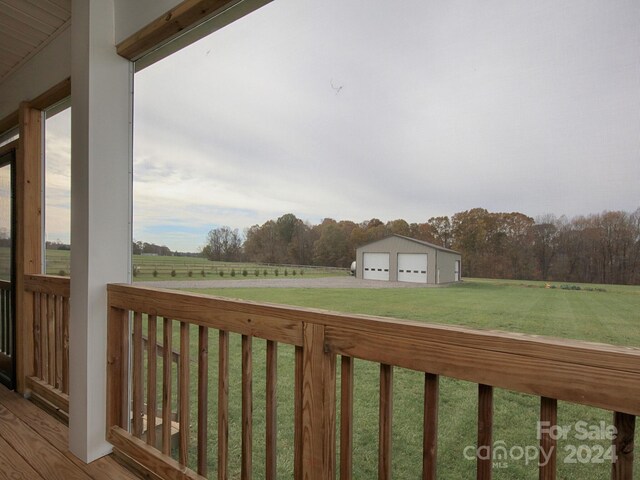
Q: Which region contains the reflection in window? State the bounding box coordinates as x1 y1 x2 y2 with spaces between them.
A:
0 164 11 281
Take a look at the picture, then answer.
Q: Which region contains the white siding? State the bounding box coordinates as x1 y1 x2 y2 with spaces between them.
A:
397 253 427 283
363 253 389 281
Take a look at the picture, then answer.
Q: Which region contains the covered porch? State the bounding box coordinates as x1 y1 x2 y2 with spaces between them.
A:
0 1 638 479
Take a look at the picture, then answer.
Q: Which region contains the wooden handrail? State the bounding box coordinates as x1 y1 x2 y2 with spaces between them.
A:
106 283 639 480
24 274 70 297
108 283 640 416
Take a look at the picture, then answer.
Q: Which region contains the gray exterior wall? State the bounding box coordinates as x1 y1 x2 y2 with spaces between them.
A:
435 250 460 283
356 235 461 284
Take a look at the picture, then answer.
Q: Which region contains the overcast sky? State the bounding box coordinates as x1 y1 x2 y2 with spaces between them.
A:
45 109 71 245
48 0 640 251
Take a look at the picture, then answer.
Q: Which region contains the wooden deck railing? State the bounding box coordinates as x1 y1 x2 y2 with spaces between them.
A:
0 279 12 373
106 283 639 480
23 274 70 415
140 333 181 450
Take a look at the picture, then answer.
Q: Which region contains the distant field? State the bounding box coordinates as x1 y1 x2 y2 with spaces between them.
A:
43 249 348 280
181 278 640 479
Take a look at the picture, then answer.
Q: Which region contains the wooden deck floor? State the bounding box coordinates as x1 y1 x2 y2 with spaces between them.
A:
0 385 141 480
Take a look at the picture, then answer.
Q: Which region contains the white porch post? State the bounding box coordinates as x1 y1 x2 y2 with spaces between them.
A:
70 0 132 462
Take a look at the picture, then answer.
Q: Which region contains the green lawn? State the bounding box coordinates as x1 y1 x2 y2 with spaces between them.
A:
167 279 640 479
190 278 640 346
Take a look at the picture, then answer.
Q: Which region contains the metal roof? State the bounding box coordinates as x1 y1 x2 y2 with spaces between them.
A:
0 0 71 82
357 234 461 255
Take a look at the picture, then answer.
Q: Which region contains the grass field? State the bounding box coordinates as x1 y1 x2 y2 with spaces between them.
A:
167 279 640 479
191 278 640 346
42 249 348 280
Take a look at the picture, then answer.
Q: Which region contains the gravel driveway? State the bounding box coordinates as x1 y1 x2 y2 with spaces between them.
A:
137 276 448 289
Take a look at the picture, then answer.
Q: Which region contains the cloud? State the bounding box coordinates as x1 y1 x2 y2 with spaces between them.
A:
45 0 640 252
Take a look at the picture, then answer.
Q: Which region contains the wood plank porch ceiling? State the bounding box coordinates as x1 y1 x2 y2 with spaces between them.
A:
0 0 71 81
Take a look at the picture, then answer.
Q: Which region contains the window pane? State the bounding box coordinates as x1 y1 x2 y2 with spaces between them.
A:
134 0 639 257
45 107 71 275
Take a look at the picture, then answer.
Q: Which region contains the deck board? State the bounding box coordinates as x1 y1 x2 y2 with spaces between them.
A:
0 434 45 480
0 385 140 480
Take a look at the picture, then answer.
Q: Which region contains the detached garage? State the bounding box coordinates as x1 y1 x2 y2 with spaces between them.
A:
356 235 462 284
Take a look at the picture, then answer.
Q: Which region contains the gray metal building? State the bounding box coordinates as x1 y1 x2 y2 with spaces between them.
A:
355 235 462 284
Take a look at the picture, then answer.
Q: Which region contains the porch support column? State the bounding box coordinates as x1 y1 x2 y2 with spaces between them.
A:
69 0 132 462
16 103 42 394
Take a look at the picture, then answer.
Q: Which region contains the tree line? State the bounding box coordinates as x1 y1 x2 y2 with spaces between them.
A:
132 241 173 256
202 208 640 285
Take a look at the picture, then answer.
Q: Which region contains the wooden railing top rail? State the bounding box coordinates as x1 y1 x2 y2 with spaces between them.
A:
24 274 70 297
107 283 640 416
0 279 10 289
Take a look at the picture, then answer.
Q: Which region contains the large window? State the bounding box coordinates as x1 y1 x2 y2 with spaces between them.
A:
129 2 640 478
134 0 638 258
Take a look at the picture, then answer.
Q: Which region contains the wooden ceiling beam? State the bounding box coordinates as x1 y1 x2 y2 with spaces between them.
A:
116 0 241 61
29 77 71 111
0 111 19 137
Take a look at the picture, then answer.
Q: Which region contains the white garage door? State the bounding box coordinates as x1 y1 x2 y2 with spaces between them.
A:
398 253 427 283
363 253 390 281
